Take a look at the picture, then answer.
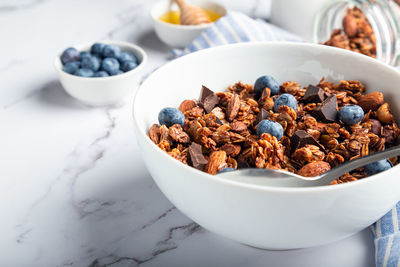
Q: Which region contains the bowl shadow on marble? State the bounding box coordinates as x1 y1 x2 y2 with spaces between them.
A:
36 80 89 109
80 168 375 267
37 80 124 109
84 174 375 267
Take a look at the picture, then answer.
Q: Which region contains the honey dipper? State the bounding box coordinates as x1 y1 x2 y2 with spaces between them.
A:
172 0 211 25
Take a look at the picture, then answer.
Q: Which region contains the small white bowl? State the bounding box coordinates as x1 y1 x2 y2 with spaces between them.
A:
55 41 147 106
133 42 400 249
151 0 227 48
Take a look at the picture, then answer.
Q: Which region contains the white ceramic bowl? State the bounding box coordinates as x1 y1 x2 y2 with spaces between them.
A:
151 0 227 48
133 42 400 249
55 41 147 106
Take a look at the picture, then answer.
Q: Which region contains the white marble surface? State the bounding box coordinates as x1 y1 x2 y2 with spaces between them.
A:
1 0 375 266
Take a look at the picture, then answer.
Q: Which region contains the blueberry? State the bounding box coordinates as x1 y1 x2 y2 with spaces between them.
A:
101 57 120 75
93 54 102 62
63 61 81 74
364 160 393 175
111 70 124 76
79 51 91 60
254 75 280 98
256 119 284 140
339 105 364 125
93 55 102 66
158 107 185 127
93 71 109 77
60 47 80 64
274 93 297 112
218 167 235 173
91 43 105 56
74 68 94 77
121 61 138 72
102 45 121 58
81 56 100 72
119 52 138 64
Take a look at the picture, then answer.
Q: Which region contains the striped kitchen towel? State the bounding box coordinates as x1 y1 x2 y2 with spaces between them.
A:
372 203 400 267
171 11 301 57
172 11 400 267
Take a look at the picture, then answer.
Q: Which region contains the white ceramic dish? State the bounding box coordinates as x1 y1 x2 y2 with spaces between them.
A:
55 41 147 106
132 42 400 249
151 0 227 48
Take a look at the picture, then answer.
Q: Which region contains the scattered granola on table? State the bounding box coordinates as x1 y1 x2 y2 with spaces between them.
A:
148 75 399 185
323 6 376 58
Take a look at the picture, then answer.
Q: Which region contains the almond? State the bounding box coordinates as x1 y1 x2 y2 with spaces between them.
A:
230 121 247 132
260 87 271 100
343 14 358 37
357 92 384 111
227 94 241 121
220 144 241 157
211 107 225 120
297 161 331 177
206 151 227 174
179 99 197 113
376 103 394 124
149 124 160 144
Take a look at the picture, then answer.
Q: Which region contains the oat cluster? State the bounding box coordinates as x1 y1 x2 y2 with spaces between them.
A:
148 79 399 185
324 7 376 58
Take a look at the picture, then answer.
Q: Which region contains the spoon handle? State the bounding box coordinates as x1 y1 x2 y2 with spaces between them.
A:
172 0 211 25
173 0 186 8
319 145 400 182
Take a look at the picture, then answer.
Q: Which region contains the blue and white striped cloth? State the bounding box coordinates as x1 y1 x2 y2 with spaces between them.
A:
372 204 400 267
171 11 400 267
171 11 301 57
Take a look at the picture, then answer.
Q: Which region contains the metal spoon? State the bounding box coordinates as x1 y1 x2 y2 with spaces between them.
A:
218 145 400 187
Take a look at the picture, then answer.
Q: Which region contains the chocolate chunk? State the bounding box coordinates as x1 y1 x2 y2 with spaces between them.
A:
215 117 223 125
199 85 219 113
291 130 326 153
311 95 338 122
255 108 270 125
303 85 326 103
199 85 214 102
188 142 208 170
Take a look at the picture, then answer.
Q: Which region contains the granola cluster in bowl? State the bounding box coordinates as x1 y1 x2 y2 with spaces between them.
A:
132 42 400 249
148 77 399 185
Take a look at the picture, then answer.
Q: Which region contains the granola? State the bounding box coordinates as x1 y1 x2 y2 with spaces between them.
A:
148 78 399 185
323 7 376 58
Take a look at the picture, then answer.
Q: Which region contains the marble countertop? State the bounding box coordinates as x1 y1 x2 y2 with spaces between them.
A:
1 0 375 266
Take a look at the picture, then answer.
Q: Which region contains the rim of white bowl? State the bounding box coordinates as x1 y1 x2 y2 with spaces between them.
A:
54 40 148 81
133 41 400 193
150 0 227 30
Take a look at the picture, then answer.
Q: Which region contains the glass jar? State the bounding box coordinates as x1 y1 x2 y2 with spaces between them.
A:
314 0 400 66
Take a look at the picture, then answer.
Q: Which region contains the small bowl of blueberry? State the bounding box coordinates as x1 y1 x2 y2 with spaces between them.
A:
55 41 147 106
